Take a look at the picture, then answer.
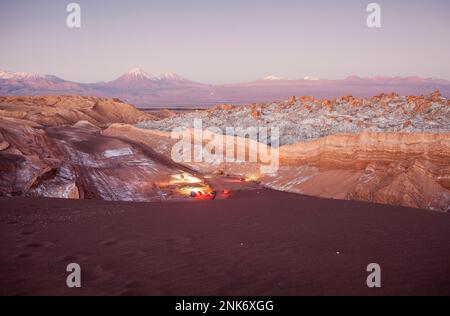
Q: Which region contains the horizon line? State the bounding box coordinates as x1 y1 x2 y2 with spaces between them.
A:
1 68 450 85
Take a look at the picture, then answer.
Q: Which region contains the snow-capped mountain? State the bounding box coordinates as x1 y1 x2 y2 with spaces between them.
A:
0 71 64 82
123 68 159 81
1 68 450 107
158 72 200 86
303 76 320 81
0 71 43 80
106 68 161 89
159 72 190 82
261 75 286 81
0 71 33 80
104 68 199 90
110 68 192 83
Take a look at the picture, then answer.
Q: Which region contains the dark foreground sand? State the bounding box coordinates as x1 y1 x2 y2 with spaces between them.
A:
1 190 449 296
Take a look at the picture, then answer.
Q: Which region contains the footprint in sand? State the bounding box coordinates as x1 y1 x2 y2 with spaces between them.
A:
82 265 114 282
24 241 54 249
104 225 119 231
164 236 194 246
15 252 33 260
162 236 198 255
60 255 86 263
25 242 44 248
100 239 119 247
119 280 149 296
16 238 27 244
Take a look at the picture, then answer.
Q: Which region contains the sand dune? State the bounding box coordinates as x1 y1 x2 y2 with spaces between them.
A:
1 193 450 296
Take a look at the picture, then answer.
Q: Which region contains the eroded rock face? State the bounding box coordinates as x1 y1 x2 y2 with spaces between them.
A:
0 95 154 127
264 133 450 211
0 132 9 150
279 132 450 168
43 125 191 202
0 96 156 199
1 93 449 211
132 91 450 211
104 123 450 211
0 117 63 197
138 90 450 145
153 109 177 120
0 97 194 201
348 161 450 211
0 117 198 201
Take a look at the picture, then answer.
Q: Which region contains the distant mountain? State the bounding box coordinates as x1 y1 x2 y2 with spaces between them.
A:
102 68 161 90
261 75 286 81
0 71 69 85
0 71 58 81
0 71 86 94
1 68 449 108
92 68 204 92
159 72 193 84
125 67 158 80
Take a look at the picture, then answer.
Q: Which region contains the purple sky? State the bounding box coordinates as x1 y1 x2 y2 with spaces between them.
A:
1 0 449 84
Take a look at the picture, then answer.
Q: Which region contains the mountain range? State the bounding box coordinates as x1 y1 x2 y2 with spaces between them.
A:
1 68 450 108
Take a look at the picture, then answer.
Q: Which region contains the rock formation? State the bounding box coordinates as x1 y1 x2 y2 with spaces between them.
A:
1 93 449 211
0 95 154 127
266 132 450 211
135 91 450 211
0 96 170 201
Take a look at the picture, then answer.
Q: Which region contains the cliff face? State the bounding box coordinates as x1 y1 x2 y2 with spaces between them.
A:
138 90 450 145
262 132 450 211
0 116 200 201
103 124 450 211
102 123 268 176
280 132 450 169
0 116 74 198
0 96 172 200
132 91 450 211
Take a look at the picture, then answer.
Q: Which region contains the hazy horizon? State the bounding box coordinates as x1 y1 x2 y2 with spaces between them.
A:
2 67 450 86
1 0 450 84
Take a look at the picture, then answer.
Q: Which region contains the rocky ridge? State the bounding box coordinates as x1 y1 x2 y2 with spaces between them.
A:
134 91 450 211
0 96 169 200
1 93 449 211
0 95 154 127
139 91 449 145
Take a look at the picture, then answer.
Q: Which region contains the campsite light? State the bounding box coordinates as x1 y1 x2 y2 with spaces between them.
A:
245 175 259 182
169 173 203 185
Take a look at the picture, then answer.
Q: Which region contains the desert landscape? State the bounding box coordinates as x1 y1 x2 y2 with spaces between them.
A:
1 92 449 211
1 0 450 297
1 91 450 295
0 88 450 295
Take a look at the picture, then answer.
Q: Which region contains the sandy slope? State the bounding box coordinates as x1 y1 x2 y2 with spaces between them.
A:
1 192 450 296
